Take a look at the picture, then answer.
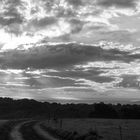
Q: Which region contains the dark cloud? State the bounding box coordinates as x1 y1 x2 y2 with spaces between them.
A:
85 22 109 31
43 34 71 42
0 43 133 69
0 11 23 26
97 0 138 8
69 19 85 34
48 69 114 83
27 17 57 31
56 34 71 41
66 0 83 7
24 76 77 89
118 75 140 89
0 0 25 35
5 24 23 36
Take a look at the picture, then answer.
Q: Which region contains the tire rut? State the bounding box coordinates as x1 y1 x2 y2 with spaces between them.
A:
34 122 59 140
20 121 48 140
10 121 31 140
0 120 22 140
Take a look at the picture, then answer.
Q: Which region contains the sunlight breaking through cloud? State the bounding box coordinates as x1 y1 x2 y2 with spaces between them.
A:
0 0 140 103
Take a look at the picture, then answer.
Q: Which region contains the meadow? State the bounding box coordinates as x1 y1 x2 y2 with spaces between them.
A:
0 119 140 140
0 120 7 126
43 118 140 140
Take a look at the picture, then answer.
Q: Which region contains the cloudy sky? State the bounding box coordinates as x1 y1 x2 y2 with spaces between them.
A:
0 0 140 103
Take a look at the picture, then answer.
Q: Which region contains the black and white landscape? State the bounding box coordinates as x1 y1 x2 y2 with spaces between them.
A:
0 0 140 140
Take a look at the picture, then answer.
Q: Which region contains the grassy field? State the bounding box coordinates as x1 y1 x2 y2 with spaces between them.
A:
0 119 140 140
0 120 7 125
44 118 140 140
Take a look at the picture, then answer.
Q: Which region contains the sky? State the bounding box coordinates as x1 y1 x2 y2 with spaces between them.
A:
0 0 140 103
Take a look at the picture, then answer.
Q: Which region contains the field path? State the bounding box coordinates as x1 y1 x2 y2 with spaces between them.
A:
0 120 61 140
0 120 24 140
10 121 25 140
10 120 34 140
34 122 59 140
19 120 60 140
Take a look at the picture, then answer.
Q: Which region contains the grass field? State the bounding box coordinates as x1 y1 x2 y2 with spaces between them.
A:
0 120 8 127
44 118 140 140
0 119 140 140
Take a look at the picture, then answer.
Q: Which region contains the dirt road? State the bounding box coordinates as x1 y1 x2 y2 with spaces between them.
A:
0 120 60 140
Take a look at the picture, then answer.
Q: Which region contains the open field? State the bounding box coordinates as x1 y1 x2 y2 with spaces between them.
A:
43 118 140 140
0 119 140 140
0 120 8 126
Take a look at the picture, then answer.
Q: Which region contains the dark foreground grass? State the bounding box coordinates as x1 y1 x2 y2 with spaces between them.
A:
40 123 103 140
43 118 140 140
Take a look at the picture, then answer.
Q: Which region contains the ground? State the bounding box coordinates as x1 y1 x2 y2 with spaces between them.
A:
44 118 140 140
0 118 140 140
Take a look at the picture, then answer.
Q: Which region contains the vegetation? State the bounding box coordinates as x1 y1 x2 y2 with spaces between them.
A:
0 97 140 119
44 118 140 140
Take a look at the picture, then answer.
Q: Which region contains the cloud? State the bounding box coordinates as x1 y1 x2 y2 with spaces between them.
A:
0 58 140 95
0 12 23 26
119 75 140 89
97 0 138 8
0 42 133 69
55 7 76 18
49 68 114 83
69 19 85 34
27 16 58 32
0 0 25 35
4 24 23 36
84 29 138 45
74 60 140 90
66 0 83 7
0 66 120 93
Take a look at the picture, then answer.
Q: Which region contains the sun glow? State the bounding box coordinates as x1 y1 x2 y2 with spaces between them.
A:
0 30 42 51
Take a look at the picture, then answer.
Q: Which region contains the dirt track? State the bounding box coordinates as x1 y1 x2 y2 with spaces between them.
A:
0 119 102 140
0 120 60 140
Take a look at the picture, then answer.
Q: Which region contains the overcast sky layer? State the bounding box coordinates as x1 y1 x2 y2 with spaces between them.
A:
0 0 140 103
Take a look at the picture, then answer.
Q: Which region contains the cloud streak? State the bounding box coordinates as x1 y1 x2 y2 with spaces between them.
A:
97 0 138 8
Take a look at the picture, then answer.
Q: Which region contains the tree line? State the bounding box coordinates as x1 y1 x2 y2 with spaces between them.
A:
0 97 140 119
